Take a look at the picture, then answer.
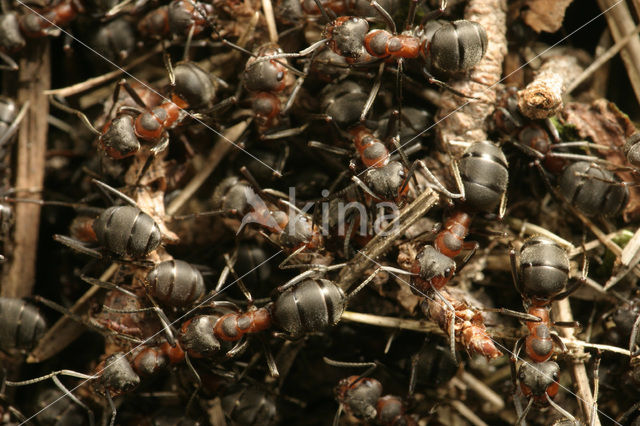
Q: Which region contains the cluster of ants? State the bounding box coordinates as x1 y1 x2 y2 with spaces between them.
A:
0 0 639 425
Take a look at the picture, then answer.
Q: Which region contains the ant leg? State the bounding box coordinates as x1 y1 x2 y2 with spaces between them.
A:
80 275 140 298
332 404 344 426
590 353 601 426
92 179 138 207
360 62 385 122
223 253 254 304
49 96 101 136
52 375 95 426
0 101 28 148
323 358 378 377
417 160 463 199
347 266 413 299
277 263 348 292
114 78 149 111
102 302 176 347
457 241 479 272
352 175 379 199
278 246 307 269
53 235 103 258
630 314 640 356
431 287 458 363
105 389 117 426
370 0 396 33
509 244 523 297
547 393 577 424
343 216 357 259
515 397 533 426
550 332 568 353
258 335 280 378
421 67 478 100
5 370 97 386
419 0 447 26
308 140 351 156
0 50 18 71
312 0 336 21
225 339 249 358
404 0 420 30
481 308 542 322
262 123 310 141
281 52 316 115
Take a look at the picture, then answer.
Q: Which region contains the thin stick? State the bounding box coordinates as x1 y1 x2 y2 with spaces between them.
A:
28 263 119 363
340 311 443 334
44 44 163 97
509 218 575 251
1 39 50 298
450 400 489 426
596 0 640 105
261 0 279 43
166 120 250 216
566 23 640 93
553 298 601 426
460 371 505 410
337 189 439 290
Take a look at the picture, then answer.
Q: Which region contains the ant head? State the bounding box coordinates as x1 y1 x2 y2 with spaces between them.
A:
624 133 640 168
99 353 140 395
518 360 560 400
325 16 370 60
413 245 456 288
244 45 288 93
180 316 222 357
173 62 216 108
278 214 316 249
168 0 215 37
100 115 141 159
363 161 407 201
336 376 382 420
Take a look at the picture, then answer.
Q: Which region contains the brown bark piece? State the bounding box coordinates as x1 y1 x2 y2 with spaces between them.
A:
522 0 573 33
517 55 583 119
1 40 50 298
436 0 507 156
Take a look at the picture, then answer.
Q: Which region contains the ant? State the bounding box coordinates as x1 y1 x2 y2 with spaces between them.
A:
324 358 417 426
256 0 488 119
51 50 234 167
494 236 588 425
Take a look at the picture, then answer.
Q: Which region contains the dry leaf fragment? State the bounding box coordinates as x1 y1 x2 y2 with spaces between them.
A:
523 0 574 33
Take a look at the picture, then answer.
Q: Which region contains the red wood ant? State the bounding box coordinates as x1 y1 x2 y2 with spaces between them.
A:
324 358 417 426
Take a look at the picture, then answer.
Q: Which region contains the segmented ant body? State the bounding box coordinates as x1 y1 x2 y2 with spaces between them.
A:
558 161 628 218
507 236 586 424
0 297 47 353
145 259 205 308
137 0 215 40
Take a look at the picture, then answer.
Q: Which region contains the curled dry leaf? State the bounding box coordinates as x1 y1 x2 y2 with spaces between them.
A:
522 0 574 33
561 99 640 221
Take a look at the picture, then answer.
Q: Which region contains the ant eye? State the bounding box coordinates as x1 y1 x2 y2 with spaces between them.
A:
444 268 451 276
276 71 284 81
553 373 559 381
